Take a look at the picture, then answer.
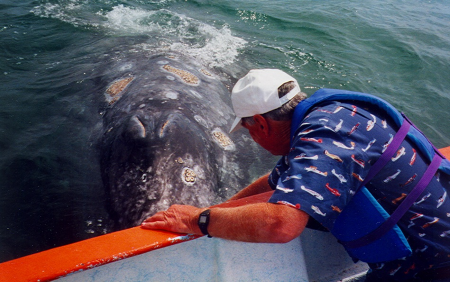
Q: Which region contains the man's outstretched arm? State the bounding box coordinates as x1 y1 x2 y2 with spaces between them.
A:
141 202 308 243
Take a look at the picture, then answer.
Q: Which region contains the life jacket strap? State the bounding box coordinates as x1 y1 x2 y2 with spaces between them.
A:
340 115 443 249
341 153 442 249
357 118 411 191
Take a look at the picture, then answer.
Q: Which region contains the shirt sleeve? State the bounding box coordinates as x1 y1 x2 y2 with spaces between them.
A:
268 101 396 231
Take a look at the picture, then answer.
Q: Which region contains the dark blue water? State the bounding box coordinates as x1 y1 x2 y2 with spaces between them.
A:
1 0 450 262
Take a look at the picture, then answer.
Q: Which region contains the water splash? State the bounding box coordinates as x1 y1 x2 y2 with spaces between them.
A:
100 5 247 67
31 2 247 67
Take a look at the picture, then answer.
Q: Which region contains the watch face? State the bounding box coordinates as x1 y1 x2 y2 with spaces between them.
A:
199 216 207 224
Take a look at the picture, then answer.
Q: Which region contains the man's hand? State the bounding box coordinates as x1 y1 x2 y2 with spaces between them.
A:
141 205 204 235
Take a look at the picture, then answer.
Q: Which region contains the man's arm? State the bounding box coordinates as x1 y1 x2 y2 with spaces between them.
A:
227 173 273 201
141 202 308 243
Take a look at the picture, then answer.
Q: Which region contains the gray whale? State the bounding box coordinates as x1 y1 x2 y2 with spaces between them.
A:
99 52 269 230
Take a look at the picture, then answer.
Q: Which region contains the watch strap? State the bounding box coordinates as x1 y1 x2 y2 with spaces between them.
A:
198 209 212 237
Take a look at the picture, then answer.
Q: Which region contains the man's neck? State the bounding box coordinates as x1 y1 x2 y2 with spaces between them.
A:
266 119 291 155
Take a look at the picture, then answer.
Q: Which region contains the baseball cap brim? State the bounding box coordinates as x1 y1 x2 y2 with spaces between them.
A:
229 116 243 133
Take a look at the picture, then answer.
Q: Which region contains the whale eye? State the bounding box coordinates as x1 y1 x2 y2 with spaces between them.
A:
141 173 148 182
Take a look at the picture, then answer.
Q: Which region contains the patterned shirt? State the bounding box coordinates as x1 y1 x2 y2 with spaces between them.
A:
268 100 450 281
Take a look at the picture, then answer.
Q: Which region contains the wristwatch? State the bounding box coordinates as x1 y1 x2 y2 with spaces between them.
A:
198 209 212 237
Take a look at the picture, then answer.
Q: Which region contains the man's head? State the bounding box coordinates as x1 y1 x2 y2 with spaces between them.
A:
229 69 305 133
229 69 306 155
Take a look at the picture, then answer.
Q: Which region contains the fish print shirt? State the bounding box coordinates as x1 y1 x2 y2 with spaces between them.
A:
268 100 450 281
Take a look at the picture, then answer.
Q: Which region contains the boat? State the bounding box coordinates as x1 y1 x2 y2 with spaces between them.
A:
2 147 450 282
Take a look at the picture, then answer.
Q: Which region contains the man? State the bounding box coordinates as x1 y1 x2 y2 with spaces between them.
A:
142 69 450 281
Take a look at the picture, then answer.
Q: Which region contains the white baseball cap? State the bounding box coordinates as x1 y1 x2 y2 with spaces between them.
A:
229 69 300 133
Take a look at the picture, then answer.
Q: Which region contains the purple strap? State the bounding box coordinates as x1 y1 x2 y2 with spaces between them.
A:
358 120 411 190
343 153 442 249
385 153 441 230
341 116 443 249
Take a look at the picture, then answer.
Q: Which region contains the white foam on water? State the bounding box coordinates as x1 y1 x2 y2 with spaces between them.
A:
31 0 100 28
100 5 247 67
31 2 247 68
100 5 161 34
170 24 247 68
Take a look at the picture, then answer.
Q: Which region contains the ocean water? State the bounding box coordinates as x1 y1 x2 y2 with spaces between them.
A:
1 0 450 262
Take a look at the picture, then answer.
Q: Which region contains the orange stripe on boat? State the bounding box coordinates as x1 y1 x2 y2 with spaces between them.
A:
439 146 450 158
0 228 201 282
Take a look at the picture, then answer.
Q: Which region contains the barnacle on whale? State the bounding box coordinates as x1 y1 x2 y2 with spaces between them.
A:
212 128 235 150
182 167 196 185
162 65 199 85
213 131 233 147
106 76 134 105
200 69 213 77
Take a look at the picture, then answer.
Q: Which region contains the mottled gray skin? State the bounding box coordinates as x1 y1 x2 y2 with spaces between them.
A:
99 53 266 230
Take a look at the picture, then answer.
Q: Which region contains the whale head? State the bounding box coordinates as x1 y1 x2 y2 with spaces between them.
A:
99 53 240 229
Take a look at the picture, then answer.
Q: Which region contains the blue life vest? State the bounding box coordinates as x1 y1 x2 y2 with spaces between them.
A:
290 88 450 263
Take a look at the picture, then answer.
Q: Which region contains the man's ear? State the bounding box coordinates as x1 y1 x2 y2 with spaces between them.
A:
253 114 270 136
